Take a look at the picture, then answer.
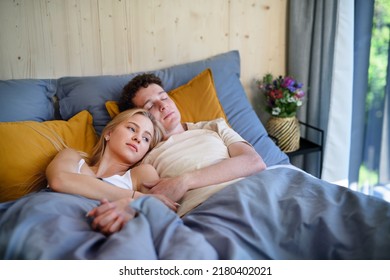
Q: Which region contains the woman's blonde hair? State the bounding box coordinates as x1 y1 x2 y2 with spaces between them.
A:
88 108 163 166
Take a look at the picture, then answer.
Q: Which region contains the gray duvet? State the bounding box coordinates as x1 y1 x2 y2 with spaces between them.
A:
1 166 389 259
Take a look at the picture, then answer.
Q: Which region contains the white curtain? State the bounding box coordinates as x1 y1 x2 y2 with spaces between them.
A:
322 0 354 185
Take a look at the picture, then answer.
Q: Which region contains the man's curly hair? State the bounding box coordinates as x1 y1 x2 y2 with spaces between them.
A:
118 73 164 112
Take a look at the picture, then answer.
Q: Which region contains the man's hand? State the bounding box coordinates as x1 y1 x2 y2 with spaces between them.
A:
143 176 188 202
150 194 180 211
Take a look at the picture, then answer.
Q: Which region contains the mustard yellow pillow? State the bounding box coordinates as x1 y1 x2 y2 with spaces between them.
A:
106 100 120 119
105 68 228 123
0 110 98 202
168 68 228 123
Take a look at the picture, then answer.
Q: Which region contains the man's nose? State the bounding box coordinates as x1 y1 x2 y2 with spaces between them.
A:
156 100 166 111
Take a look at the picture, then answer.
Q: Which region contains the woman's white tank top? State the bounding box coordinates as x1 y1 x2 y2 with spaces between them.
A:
78 159 133 190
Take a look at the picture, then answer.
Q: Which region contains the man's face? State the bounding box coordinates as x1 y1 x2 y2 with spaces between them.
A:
132 84 181 133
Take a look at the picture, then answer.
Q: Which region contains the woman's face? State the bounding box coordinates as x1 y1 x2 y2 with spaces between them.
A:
106 113 154 165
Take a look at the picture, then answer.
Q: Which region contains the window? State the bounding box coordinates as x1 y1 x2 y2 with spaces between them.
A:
354 0 390 201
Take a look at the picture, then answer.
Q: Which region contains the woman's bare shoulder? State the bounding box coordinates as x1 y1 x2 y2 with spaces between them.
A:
132 163 157 174
131 163 159 193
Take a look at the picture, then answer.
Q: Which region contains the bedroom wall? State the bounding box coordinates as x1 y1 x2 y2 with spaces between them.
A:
0 0 287 117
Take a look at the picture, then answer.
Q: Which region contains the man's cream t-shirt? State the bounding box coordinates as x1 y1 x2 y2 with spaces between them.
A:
142 118 251 216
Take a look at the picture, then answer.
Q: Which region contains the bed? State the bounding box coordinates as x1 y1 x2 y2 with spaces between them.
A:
0 50 389 260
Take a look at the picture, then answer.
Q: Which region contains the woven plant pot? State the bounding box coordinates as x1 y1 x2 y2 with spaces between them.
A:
266 116 300 152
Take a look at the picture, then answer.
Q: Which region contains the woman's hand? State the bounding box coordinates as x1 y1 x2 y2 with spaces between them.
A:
86 195 178 235
87 197 136 235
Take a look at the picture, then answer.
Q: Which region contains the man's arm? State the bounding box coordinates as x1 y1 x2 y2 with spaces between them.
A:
146 142 266 201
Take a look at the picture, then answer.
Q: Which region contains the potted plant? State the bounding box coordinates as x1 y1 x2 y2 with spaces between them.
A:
257 74 305 152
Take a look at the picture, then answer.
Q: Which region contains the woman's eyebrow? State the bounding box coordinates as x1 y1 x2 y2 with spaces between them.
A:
128 121 153 138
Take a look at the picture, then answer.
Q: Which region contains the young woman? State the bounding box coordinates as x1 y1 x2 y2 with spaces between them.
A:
46 108 178 213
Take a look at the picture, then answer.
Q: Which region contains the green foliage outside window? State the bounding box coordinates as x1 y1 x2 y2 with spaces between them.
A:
358 0 390 192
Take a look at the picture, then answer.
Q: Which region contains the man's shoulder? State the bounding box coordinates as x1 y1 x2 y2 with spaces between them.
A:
187 118 227 130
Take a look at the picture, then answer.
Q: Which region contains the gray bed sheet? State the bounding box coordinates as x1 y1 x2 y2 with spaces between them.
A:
1 166 389 259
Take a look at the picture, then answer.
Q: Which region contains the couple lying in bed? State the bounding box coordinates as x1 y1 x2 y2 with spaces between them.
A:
47 73 266 235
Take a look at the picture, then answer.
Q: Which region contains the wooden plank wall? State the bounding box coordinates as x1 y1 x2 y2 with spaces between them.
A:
0 0 286 114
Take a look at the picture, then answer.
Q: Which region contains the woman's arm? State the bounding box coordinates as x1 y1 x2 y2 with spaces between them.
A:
46 148 178 210
46 148 134 201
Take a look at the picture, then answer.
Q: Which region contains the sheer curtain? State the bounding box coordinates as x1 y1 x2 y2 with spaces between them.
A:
382 51 390 184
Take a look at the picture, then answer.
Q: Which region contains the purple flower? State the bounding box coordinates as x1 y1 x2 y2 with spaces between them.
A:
295 89 305 98
282 77 295 88
257 73 304 118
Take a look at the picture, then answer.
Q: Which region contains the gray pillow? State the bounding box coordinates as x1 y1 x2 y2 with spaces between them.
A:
0 79 56 122
56 51 289 166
